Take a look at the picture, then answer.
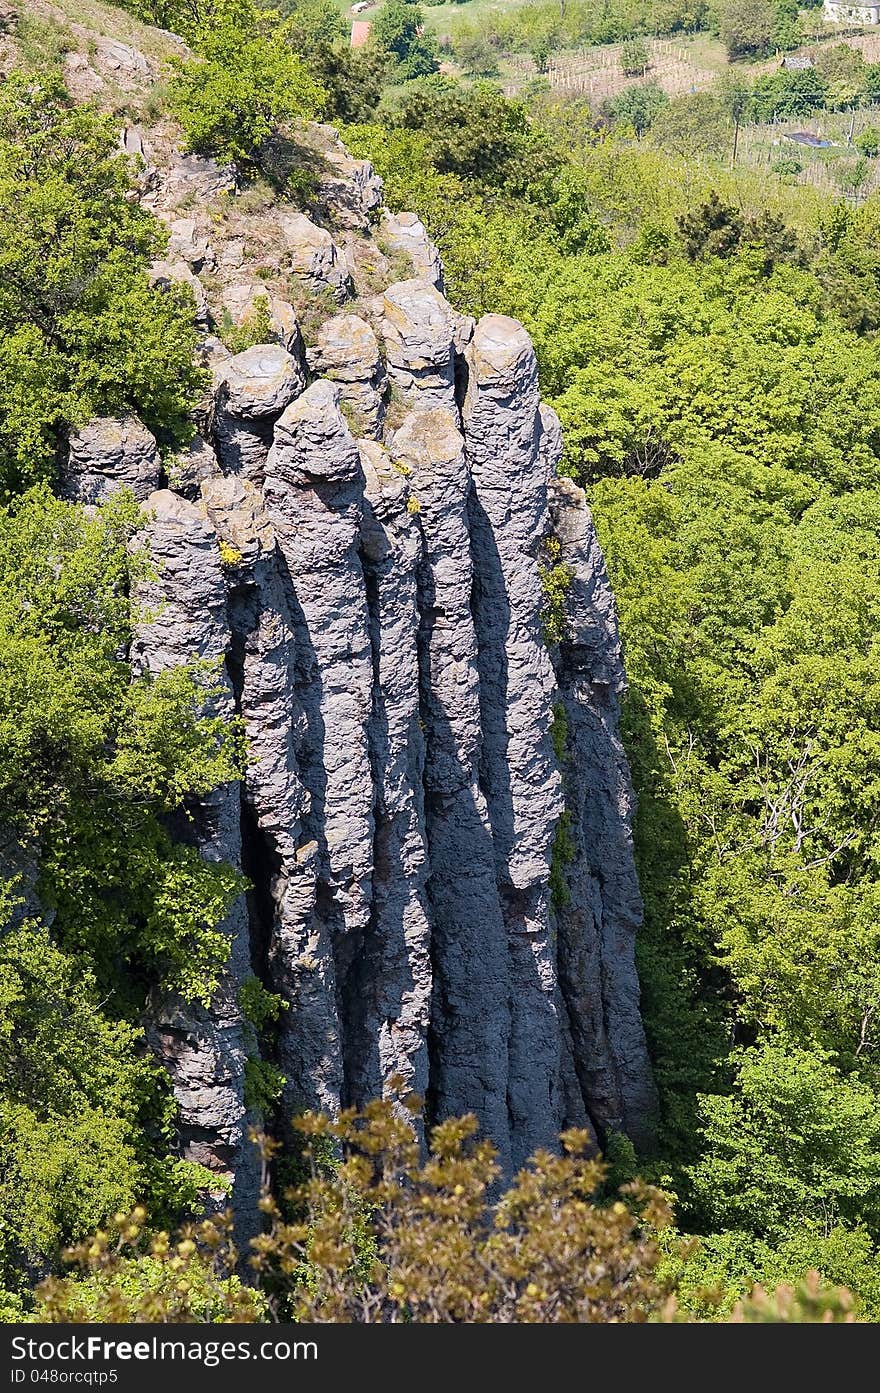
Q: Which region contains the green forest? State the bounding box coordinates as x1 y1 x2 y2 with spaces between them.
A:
5 0 880 1324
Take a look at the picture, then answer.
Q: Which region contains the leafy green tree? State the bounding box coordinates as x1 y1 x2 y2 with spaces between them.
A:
689 1044 880 1239
307 44 387 124
0 488 245 1295
772 0 801 50
167 5 325 171
381 76 559 196
280 0 345 49
650 92 730 160
677 191 745 260
0 918 168 1293
0 488 245 1003
456 33 500 77
856 126 880 158
620 38 649 75
604 80 669 136
0 75 205 496
372 0 439 80
718 0 775 60
750 67 828 119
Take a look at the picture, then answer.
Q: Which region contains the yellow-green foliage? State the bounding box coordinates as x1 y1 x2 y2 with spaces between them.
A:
218 538 244 567
217 294 273 356
238 975 287 1032
36 1100 675 1323
242 1059 287 1116
165 0 325 174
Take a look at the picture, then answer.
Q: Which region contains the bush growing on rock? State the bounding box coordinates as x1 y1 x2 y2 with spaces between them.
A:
0 75 205 496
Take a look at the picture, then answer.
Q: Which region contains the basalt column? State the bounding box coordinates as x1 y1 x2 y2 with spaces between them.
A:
263 381 374 1114
350 440 433 1111
462 315 566 1167
391 407 512 1172
548 475 658 1150
131 489 260 1216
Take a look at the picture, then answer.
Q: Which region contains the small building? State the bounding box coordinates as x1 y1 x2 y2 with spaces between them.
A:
823 0 880 22
351 19 371 47
781 53 814 69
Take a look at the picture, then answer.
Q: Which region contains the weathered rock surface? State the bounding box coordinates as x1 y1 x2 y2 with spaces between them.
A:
62 415 161 504
64 139 657 1184
462 314 565 1168
317 136 384 230
354 440 431 1112
263 381 374 1117
380 279 460 415
169 434 222 500
280 211 352 302
306 314 387 439
392 406 512 1168
213 344 306 483
380 210 444 290
167 217 216 271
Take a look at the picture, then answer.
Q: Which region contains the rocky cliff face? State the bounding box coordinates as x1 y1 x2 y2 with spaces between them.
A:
60 121 657 1199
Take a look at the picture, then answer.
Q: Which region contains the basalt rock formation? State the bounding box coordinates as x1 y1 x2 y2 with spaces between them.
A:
59 127 657 1204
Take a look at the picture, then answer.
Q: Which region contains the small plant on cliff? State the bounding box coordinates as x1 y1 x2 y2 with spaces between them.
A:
539 537 574 647
218 538 244 568
243 1058 287 1116
238 975 288 1032
218 294 274 355
550 700 568 764
549 810 576 910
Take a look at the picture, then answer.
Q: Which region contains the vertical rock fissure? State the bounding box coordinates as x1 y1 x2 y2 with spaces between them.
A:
226 582 285 1096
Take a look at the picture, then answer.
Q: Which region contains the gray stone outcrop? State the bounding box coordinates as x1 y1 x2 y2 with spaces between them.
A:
62 416 161 504
61 138 658 1186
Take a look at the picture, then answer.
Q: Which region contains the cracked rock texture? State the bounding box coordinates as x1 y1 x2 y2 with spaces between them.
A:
62 415 161 504
306 315 387 439
280 211 352 302
213 344 307 483
380 211 444 290
66 133 656 1183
